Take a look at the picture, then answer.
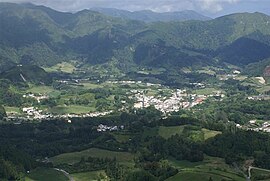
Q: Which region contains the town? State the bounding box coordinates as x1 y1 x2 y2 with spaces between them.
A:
132 89 225 113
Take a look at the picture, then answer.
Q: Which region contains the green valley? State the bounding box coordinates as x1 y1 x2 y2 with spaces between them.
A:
1 2 270 181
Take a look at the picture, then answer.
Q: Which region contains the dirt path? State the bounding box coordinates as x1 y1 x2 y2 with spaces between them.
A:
54 168 75 181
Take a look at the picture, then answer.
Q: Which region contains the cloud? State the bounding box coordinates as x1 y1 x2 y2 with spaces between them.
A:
0 0 197 12
199 0 240 13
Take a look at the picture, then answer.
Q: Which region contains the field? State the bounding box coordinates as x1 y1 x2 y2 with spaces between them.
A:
44 62 76 74
257 85 270 93
202 128 222 140
25 167 68 181
4 106 21 114
197 68 216 75
158 126 185 139
158 126 221 140
50 148 134 166
193 88 221 95
27 85 55 94
80 82 103 89
48 105 96 114
27 85 61 97
167 156 245 181
112 133 133 143
71 170 108 181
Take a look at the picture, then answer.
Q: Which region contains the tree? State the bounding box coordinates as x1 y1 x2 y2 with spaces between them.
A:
126 170 156 181
0 159 19 180
254 152 270 169
0 105 6 120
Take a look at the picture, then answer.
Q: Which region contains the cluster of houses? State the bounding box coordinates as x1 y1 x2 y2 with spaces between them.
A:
22 107 48 119
23 93 48 103
218 70 242 81
247 95 270 101
59 111 114 119
10 107 114 121
189 83 206 89
107 80 162 87
132 89 209 113
245 120 270 133
107 80 142 84
97 124 124 132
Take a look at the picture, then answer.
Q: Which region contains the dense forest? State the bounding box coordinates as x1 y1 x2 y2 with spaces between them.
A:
1 109 270 180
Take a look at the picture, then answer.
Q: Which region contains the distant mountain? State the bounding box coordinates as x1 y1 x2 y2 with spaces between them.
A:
91 8 211 22
1 3 270 74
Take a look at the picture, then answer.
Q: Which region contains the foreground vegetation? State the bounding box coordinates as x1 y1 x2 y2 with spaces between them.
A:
0 109 270 180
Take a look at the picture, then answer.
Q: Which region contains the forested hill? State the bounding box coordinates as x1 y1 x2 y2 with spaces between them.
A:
1 3 270 74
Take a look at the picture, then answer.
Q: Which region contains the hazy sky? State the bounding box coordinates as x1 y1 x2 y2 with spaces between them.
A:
0 0 270 17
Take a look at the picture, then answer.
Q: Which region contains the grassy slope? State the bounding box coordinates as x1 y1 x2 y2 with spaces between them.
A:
167 156 245 181
202 128 222 140
71 170 108 181
158 126 221 140
43 62 76 74
112 133 133 143
27 85 60 97
4 106 21 113
194 88 221 95
26 167 68 181
50 148 134 166
48 105 96 114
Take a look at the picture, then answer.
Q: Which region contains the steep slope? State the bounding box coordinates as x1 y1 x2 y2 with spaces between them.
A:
244 58 270 76
133 40 215 68
0 3 70 67
216 37 270 65
0 3 69 45
0 3 146 67
0 65 52 85
146 12 270 50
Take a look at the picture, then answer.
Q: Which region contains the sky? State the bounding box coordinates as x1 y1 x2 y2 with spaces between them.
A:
0 0 270 17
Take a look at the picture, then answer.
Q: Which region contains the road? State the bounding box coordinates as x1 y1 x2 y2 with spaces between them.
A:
248 166 270 181
54 168 75 181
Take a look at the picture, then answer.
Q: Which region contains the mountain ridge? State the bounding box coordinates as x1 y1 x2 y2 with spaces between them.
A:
90 7 211 22
0 3 270 75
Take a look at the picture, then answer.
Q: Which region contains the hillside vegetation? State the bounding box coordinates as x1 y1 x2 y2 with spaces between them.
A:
0 3 270 75
0 105 6 119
